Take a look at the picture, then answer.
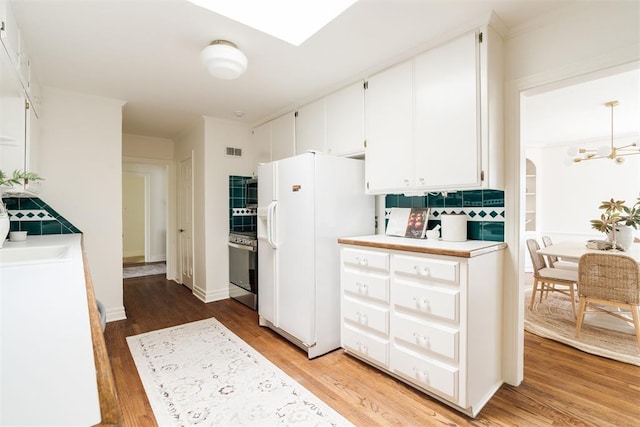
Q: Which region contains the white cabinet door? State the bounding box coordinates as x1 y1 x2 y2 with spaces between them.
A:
414 32 480 190
0 1 20 66
251 121 271 177
0 42 26 177
364 61 413 194
270 112 295 162
326 81 365 157
295 97 325 155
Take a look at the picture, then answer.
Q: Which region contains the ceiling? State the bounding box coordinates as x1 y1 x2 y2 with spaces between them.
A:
11 0 636 144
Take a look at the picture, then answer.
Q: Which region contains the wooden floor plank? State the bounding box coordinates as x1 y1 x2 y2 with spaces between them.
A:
103 276 640 426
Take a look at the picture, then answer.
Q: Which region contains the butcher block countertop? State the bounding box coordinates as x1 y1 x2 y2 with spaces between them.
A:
337 234 507 258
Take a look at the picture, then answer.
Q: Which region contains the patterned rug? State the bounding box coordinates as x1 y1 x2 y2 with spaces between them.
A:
127 318 352 426
524 290 640 366
123 262 166 279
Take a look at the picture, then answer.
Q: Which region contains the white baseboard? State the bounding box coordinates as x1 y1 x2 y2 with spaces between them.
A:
192 285 229 303
106 306 127 322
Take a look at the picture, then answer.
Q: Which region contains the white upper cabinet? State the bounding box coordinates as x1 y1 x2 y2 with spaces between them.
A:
0 26 27 179
251 111 296 175
251 120 271 177
413 31 479 189
270 112 296 162
326 81 365 157
364 27 503 194
364 61 414 193
0 0 20 67
295 81 366 157
295 97 325 155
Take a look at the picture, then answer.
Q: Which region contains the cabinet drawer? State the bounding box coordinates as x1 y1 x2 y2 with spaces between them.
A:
394 255 459 285
342 248 389 272
342 324 389 367
342 270 389 303
392 346 458 401
394 280 459 323
343 297 389 335
393 313 458 361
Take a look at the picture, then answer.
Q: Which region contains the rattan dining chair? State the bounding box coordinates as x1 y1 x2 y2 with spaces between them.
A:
576 252 640 348
541 235 578 271
526 239 579 317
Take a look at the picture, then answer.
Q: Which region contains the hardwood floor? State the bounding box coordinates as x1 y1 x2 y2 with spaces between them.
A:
104 275 640 426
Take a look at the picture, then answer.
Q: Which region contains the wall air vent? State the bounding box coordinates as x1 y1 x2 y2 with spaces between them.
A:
225 147 243 157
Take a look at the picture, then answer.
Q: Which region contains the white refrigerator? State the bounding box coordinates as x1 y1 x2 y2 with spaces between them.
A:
257 152 374 358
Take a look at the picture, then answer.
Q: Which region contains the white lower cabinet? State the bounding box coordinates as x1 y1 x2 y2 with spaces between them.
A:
340 242 504 417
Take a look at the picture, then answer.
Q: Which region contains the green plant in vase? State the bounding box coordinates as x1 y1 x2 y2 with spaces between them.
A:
590 197 640 250
0 169 44 191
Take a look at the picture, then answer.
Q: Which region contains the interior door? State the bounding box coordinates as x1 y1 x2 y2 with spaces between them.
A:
179 157 193 289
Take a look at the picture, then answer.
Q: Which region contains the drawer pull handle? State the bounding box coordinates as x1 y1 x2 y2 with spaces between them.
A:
356 341 369 354
413 367 429 383
413 332 430 347
355 256 369 266
413 297 431 311
414 265 431 276
356 282 368 292
355 312 369 325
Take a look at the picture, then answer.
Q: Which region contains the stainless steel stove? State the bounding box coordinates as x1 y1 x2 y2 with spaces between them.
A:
228 231 258 310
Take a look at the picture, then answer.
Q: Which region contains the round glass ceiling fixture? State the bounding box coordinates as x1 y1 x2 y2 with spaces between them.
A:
201 40 248 80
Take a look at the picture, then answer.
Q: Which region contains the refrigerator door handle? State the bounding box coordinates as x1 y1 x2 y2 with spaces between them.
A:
267 201 278 249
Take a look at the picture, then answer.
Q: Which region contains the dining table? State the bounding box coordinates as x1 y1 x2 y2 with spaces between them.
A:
537 240 640 264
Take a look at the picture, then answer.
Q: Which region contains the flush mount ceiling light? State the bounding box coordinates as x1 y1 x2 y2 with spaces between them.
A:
188 0 358 46
567 101 640 165
201 40 248 80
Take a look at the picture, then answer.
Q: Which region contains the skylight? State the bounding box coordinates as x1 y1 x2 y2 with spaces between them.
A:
187 0 358 46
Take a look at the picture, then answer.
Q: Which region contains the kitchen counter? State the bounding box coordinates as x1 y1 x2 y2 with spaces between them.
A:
0 234 105 426
337 234 507 258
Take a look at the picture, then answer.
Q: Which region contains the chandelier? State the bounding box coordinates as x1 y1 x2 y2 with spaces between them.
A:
567 101 639 164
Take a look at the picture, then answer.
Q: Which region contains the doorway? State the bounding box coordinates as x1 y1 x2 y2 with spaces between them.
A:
122 172 147 264
122 162 169 267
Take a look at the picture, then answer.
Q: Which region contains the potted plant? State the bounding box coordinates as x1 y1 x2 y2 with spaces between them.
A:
0 169 44 245
0 169 44 192
590 197 640 250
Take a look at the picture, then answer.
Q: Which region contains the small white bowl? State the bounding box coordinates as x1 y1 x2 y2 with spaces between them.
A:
426 230 440 240
9 231 27 242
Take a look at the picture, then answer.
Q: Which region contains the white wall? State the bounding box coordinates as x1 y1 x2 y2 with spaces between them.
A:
530 143 640 241
123 133 173 160
38 87 126 321
203 117 253 302
501 1 640 385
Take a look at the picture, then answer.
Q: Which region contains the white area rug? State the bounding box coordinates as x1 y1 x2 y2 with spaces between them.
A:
123 262 166 279
127 318 352 426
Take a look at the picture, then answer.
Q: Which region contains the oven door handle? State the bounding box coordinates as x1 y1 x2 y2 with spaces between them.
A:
228 242 257 252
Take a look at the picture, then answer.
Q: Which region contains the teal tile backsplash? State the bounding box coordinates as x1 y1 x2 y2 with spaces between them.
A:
228 176 257 233
2 196 82 235
385 189 504 241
